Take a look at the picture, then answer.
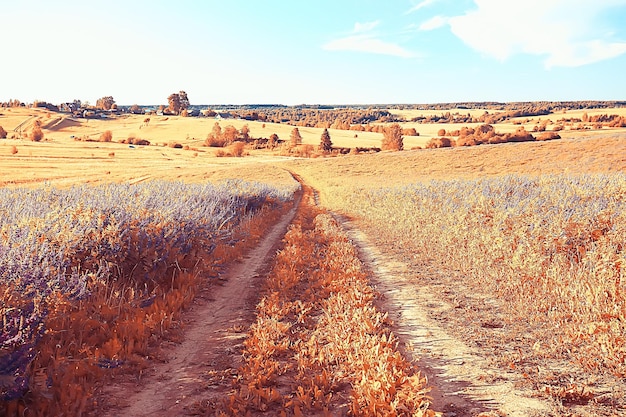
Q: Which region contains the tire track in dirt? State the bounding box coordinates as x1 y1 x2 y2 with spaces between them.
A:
336 216 553 417
99 194 300 417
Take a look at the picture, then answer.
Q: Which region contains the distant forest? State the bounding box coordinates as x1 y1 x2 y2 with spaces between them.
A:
214 101 626 128
4 99 624 129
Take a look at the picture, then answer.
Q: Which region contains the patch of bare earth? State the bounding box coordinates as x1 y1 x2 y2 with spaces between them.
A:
337 216 556 417
96 201 298 417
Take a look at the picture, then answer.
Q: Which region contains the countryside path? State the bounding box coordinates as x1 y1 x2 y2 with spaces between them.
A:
98 175 554 417
99 196 300 416
336 216 554 417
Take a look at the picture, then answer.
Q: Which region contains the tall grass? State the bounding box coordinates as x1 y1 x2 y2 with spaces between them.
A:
322 173 626 377
0 179 297 413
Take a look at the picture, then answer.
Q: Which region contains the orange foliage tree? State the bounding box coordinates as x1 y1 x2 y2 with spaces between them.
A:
290 127 303 147
319 128 332 152
381 123 403 151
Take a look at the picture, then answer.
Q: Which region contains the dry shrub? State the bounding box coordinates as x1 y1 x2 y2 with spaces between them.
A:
205 135 227 147
381 123 404 151
125 135 150 146
0 126 7 139
99 130 113 142
426 137 455 149
10 145 17 155
437 128 446 136
30 126 44 142
402 127 419 136
291 144 315 158
108 152 115 157
537 132 561 141
230 141 246 157
456 136 479 146
168 142 183 149
504 127 534 142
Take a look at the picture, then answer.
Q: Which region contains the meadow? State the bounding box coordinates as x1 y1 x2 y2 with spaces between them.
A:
1 104 626 416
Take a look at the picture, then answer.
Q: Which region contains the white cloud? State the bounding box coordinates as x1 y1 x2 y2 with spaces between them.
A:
323 21 415 58
353 21 380 33
445 0 626 67
323 35 415 58
406 0 439 14
419 15 448 31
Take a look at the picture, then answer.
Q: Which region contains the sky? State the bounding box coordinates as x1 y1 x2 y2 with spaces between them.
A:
2 0 626 105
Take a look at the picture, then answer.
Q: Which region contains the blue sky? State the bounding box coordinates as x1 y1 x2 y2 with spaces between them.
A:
2 0 626 105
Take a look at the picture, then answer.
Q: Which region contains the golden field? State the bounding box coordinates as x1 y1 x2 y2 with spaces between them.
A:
2 104 626 416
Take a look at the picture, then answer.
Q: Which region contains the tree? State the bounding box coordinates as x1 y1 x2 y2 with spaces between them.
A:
167 91 190 115
290 127 302 147
319 128 332 152
381 123 403 151
167 93 181 115
96 96 115 110
223 125 238 144
178 91 189 112
240 124 250 141
268 133 279 149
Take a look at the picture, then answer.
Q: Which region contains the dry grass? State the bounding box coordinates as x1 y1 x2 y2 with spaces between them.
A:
2 105 626 415
214 188 435 416
286 134 626 416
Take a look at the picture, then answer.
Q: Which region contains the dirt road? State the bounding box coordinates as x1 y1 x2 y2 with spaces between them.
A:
99 200 299 416
97 180 555 417
338 218 553 417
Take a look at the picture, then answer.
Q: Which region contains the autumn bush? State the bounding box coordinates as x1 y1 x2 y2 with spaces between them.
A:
30 125 44 142
381 123 403 151
425 137 454 148
537 132 561 141
99 130 113 142
230 141 245 157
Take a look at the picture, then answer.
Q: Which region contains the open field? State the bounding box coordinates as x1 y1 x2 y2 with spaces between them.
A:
1 105 626 416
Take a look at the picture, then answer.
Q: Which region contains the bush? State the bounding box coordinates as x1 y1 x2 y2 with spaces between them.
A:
30 126 44 142
0 126 7 139
230 141 246 157
10 145 17 155
537 132 561 141
381 123 404 151
99 130 113 142
426 137 455 148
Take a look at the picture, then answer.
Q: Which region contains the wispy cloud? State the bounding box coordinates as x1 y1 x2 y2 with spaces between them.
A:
419 15 448 31
406 0 439 14
445 0 626 67
323 21 415 58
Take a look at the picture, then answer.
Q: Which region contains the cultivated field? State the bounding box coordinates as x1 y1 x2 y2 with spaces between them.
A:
1 104 626 416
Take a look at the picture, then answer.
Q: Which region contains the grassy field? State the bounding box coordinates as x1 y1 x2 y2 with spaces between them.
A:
2 105 626 415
